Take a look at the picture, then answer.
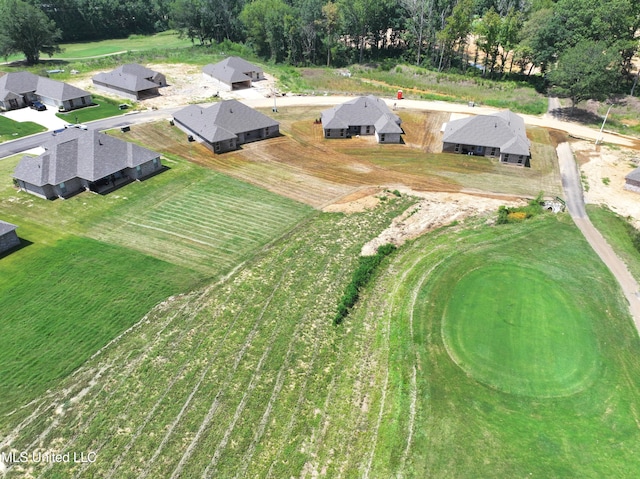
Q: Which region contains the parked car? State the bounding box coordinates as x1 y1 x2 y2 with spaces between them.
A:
64 123 88 130
30 101 47 111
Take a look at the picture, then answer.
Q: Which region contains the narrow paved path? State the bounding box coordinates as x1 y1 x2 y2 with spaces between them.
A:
557 142 640 332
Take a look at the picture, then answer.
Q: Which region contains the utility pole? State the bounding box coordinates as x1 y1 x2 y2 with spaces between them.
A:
595 103 613 145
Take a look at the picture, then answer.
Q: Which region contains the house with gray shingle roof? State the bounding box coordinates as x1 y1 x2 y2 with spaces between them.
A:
0 72 92 112
13 129 162 200
625 167 640 193
442 110 531 166
172 99 279 153
92 64 166 101
202 57 264 90
321 96 403 143
0 220 20 255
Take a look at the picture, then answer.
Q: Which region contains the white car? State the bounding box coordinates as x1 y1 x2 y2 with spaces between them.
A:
64 123 88 130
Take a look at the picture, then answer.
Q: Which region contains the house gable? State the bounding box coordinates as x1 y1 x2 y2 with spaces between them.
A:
13 129 161 199
320 95 403 143
442 110 531 161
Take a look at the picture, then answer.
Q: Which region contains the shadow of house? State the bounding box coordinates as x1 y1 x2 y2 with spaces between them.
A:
442 110 531 166
321 95 404 144
0 71 92 112
172 100 279 153
92 64 166 101
13 129 163 200
0 220 20 255
202 57 264 91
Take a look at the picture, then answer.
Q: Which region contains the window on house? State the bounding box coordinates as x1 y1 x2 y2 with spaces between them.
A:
503 154 509 162
326 130 331 137
340 130 344 137
454 144 460 152
366 126 371 134
81 97 86 105
490 147 496 156
215 143 220 152
476 145 484 153
380 134 385 142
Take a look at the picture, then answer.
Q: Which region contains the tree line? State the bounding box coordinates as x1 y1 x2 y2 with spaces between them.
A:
1 0 639 102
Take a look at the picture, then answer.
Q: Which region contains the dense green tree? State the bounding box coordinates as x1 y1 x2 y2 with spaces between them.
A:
474 7 501 75
0 0 62 64
240 0 293 62
547 40 620 109
400 0 433 66
321 1 341 66
435 0 474 71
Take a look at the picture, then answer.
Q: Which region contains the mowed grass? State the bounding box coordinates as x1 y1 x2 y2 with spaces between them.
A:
56 94 133 123
0 115 46 142
2 205 639 478
442 264 598 397
0 233 201 418
0 145 312 421
368 214 640 477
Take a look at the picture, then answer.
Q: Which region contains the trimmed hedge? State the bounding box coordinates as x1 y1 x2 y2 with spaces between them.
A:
334 243 396 325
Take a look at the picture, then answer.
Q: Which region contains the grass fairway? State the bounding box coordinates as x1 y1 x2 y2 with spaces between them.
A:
0 234 202 419
442 264 598 397
0 147 312 424
375 214 640 478
2 204 639 478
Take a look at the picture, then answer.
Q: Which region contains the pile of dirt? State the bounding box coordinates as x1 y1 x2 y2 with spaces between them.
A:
323 189 523 256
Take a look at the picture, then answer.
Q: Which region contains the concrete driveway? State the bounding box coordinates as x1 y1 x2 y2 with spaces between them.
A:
2 106 67 130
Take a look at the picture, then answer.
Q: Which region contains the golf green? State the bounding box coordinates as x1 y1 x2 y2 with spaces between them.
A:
442 264 600 397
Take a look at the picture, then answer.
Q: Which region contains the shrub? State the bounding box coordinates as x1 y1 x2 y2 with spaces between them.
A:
334 244 397 325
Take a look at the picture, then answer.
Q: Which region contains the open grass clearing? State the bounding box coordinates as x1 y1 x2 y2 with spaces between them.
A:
56 94 133 123
587 204 640 282
0 197 414 478
442 263 598 397
0 146 312 421
0 115 46 142
3 205 639 478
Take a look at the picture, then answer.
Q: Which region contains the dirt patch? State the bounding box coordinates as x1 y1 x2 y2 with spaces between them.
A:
575 140 640 226
356 189 524 256
69 63 278 108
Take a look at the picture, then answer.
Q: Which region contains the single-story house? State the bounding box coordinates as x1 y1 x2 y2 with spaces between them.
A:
92 63 166 100
625 167 640 193
442 110 531 166
13 129 162 200
202 57 264 90
172 99 279 153
0 220 20 254
0 72 92 112
321 95 403 143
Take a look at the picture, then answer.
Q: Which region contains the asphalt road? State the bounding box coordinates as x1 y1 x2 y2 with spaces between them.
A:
557 142 640 330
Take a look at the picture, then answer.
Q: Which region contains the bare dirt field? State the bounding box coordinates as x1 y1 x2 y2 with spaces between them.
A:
71 63 279 108
72 63 640 233
573 140 640 226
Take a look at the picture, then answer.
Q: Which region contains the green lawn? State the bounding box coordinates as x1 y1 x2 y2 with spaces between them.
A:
2 204 639 478
372 213 640 477
0 115 46 142
587 204 640 282
1 31 193 63
56 94 132 123
0 145 313 423
442 263 599 397
0 233 202 417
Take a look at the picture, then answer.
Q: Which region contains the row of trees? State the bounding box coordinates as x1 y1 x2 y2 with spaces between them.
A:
1 0 639 102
